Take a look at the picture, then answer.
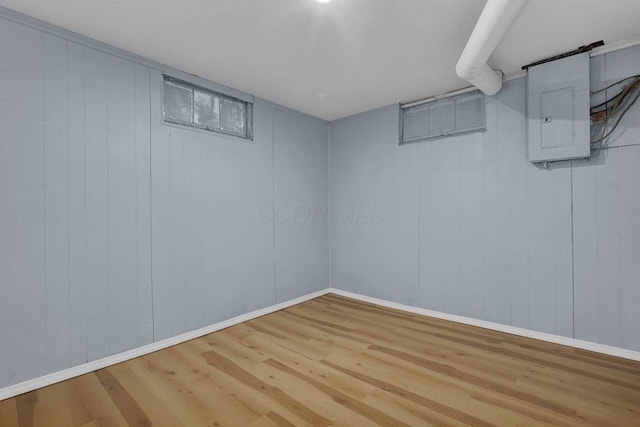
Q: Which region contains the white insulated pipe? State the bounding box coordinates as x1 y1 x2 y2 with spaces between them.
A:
456 0 528 95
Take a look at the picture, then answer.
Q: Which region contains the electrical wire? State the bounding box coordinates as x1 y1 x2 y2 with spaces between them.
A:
591 75 640 95
590 89 625 111
590 75 640 144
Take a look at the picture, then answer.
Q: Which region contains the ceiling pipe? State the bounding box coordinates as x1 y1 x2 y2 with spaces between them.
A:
456 0 528 95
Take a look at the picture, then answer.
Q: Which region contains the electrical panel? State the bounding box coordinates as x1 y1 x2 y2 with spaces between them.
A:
526 53 590 163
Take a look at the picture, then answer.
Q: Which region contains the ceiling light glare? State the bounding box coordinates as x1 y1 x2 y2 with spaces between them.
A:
316 0 331 3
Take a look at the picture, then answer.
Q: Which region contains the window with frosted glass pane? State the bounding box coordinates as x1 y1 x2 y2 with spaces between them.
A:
400 92 485 144
164 81 193 124
163 76 251 139
220 98 246 136
194 90 220 129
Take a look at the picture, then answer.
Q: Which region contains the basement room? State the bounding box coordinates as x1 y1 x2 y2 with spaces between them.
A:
1 0 639 425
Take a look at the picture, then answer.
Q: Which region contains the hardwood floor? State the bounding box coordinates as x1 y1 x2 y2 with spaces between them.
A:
2 294 640 426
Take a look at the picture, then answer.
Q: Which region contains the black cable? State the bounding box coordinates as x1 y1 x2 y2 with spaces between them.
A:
590 89 625 111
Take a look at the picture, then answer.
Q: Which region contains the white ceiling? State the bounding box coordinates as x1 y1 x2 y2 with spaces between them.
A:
2 0 640 120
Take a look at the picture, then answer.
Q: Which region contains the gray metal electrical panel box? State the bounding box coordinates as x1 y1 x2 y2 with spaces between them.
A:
526 53 590 163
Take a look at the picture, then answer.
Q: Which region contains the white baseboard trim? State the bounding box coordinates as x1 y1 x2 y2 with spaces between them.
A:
0 288 331 401
4 286 638 401
329 288 640 362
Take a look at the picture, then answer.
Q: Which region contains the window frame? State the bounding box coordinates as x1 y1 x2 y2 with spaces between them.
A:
162 75 254 141
399 91 486 145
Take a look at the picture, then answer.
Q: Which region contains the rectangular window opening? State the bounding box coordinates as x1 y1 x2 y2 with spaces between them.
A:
163 75 253 140
400 92 486 144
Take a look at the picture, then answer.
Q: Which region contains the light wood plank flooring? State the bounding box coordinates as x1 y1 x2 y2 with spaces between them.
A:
1 294 640 426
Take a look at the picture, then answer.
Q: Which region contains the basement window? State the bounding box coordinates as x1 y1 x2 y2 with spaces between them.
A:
163 76 253 140
400 92 486 144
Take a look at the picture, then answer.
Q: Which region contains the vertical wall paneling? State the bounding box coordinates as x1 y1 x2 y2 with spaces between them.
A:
553 164 574 338
0 18 46 387
618 145 640 351
135 64 153 346
199 100 277 322
150 97 323 341
524 158 573 337
183 132 205 332
169 128 187 335
427 136 458 314
573 145 640 350
573 150 622 346
273 108 329 302
199 120 275 321
330 78 574 338
1 13 332 389
84 47 111 361
330 47 640 346
43 33 71 373
327 45 640 350
418 138 442 311
590 149 620 346
67 41 88 366
107 55 140 354
481 89 500 322
455 132 485 319
424 136 463 315
571 156 599 344
572 45 640 350
329 106 420 305
149 68 173 340
199 130 218 327
503 79 530 330
42 40 154 364
150 84 285 341
480 93 503 324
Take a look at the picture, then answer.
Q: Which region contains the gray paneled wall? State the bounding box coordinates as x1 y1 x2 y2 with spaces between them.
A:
0 20 154 387
329 106 420 305
417 80 574 336
150 76 278 340
150 94 329 342
329 81 574 337
572 45 640 350
330 45 640 350
573 146 640 349
0 13 329 388
273 108 330 302
0 17 46 388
